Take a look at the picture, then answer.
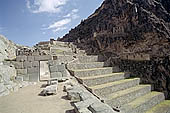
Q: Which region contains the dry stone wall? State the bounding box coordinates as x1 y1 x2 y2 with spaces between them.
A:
12 55 52 82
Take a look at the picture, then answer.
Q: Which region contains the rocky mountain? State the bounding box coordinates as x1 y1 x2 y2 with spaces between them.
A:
60 0 170 57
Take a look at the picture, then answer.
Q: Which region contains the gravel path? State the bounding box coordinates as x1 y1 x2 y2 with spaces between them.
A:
0 82 74 113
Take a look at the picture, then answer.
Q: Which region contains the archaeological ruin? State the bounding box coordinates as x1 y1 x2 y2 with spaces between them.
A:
0 0 170 113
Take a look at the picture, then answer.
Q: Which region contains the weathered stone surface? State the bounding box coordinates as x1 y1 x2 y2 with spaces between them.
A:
88 102 116 113
11 61 24 69
23 61 32 68
50 72 62 78
48 60 61 66
67 87 84 101
50 65 59 72
57 64 66 72
27 56 34 61
16 56 27 62
32 61 39 67
0 35 17 62
16 69 27 75
34 55 52 61
76 108 92 113
28 73 39 82
27 67 39 74
0 83 6 94
23 75 29 81
0 65 16 85
15 76 24 82
40 84 58 96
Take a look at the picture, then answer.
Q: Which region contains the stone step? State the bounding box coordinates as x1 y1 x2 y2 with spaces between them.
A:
77 56 99 63
121 92 165 113
78 72 129 87
67 62 106 70
105 85 151 108
145 100 170 113
88 78 140 97
70 67 113 77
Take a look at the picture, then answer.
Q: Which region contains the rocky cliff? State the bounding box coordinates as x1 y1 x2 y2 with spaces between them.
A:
0 35 21 96
0 35 18 62
60 0 170 57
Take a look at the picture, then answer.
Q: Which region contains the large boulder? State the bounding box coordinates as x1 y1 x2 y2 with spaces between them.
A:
0 65 16 85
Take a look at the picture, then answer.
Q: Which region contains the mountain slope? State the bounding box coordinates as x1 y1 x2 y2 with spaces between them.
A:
60 0 170 56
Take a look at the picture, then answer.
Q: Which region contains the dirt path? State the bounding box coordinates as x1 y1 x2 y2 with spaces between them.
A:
0 82 74 113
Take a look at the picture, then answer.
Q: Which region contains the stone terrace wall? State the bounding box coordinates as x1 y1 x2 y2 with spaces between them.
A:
110 56 170 99
49 56 75 79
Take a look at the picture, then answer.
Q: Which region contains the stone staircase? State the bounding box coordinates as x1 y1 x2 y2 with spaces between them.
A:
67 55 170 113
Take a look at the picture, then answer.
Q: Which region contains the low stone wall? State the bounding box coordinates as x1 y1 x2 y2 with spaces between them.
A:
111 56 170 99
11 55 52 82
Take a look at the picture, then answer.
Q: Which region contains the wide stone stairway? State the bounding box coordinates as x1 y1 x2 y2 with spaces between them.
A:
67 55 170 113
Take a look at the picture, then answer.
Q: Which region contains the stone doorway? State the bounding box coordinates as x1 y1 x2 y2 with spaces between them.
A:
40 61 50 81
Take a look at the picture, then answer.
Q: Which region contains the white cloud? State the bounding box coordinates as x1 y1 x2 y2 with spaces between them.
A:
42 32 46 34
63 9 79 19
47 18 71 32
52 27 67 32
26 0 69 13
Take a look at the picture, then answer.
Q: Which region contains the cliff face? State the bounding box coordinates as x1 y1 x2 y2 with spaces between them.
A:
60 0 170 56
0 35 18 96
0 35 18 62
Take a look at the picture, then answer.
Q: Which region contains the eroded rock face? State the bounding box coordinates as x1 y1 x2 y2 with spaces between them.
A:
0 35 20 96
0 35 18 62
60 0 170 56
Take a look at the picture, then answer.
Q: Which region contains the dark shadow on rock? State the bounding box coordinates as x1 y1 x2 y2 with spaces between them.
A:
65 109 75 113
40 84 48 88
61 95 69 100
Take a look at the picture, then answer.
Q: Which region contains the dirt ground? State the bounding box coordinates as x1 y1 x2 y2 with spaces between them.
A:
0 82 75 113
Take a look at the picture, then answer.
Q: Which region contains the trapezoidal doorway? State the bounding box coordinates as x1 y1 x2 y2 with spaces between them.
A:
40 61 50 81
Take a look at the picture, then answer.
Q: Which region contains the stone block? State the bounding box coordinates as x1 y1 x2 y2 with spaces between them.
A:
34 55 52 61
16 69 27 75
88 102 116 113
76 108 92 113
51 72 62 78
32 61 39 67
50 65 59 72
15 76 24 82
2 61 11 66
11 61 24 69
67 90 81 102
16 55 27 62
57 64 66 72
23 75 29 81
27 56 35 61
23 61 32 68
48 60 60 66
62 70 68 77
27 67 39 74
52 55 74 63
29 73 39 82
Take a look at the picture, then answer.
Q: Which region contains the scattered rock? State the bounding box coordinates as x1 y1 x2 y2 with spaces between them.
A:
39 84 58 96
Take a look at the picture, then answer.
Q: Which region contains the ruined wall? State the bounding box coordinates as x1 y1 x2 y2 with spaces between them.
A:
11 55 52 82
111 56 170 99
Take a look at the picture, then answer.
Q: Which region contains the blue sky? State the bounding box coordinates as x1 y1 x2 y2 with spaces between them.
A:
0 0 103 46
